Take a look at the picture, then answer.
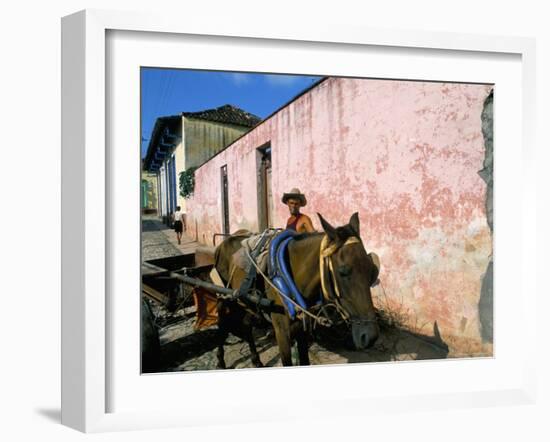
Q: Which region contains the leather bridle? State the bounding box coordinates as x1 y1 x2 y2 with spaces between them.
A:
319 234 377 326
319 234 360 321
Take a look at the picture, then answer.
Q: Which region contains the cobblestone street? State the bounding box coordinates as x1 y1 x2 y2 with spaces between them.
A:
150 299 451 372
141 215 199 261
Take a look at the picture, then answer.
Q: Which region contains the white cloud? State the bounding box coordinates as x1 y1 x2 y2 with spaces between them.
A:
264 74 301 87
229 73 252 86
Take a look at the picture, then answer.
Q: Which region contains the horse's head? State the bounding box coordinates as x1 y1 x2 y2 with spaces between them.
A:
318 212 379 350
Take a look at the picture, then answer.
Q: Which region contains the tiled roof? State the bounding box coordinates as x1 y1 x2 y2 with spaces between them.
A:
182 104 261 128
143 104 260 171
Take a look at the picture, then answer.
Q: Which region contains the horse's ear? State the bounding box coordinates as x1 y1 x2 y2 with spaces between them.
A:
349 212 360 236
317 213 337 241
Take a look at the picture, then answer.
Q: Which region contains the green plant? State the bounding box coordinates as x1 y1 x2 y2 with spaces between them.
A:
179 167 196 199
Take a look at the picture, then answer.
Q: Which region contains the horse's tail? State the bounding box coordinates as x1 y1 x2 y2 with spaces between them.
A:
213 242 227 284
213 241 221 269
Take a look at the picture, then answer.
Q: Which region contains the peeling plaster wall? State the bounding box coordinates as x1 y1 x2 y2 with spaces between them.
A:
187 77 493 353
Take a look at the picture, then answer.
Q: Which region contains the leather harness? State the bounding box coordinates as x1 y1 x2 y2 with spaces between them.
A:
319 235 361 320
269 230 362 320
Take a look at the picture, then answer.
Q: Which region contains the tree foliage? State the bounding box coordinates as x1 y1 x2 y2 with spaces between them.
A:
179 167 196 199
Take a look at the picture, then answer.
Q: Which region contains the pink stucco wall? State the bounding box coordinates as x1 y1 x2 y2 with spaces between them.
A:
187 77 493 354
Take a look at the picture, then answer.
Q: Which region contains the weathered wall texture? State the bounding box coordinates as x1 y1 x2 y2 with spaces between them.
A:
183 118 253 169
187 77 493 355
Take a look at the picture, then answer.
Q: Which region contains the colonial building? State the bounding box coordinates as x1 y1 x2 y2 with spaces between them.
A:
141 168 158 214
142 104 261 223
186 76 494 356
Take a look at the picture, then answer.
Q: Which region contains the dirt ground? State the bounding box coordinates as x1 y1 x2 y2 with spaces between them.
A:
147 301 451 372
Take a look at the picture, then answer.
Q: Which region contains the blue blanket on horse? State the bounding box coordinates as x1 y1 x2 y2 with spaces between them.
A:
268 230 310 319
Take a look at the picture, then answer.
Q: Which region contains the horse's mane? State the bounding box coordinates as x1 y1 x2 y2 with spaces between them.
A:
293 231 324 242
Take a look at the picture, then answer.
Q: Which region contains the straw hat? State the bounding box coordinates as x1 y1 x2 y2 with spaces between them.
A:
282 188 307 206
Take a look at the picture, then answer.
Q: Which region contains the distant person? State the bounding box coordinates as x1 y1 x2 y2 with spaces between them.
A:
282 188 315 233
173 206 185 245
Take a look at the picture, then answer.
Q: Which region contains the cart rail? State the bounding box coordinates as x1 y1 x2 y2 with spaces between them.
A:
170 269 273 309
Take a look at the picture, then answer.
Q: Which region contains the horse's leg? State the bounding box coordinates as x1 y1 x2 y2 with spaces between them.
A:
216 327 229 369
271 313 293 366
296 328 310 366
227 267 265 367
231 312 264 368
244 326 264 368
216 301 229 369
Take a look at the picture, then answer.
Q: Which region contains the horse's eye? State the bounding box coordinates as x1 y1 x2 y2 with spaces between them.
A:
337 265 352 277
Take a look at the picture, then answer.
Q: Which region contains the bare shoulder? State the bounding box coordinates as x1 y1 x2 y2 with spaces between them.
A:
298 214 315 232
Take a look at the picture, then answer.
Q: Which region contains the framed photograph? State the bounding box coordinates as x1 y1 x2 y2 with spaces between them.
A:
61 9 537 433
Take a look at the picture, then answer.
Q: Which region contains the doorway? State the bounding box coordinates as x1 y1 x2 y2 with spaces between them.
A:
257 144 273 231
220 165 230 234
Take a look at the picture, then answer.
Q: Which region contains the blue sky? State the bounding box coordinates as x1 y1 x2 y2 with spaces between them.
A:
141 68 323 157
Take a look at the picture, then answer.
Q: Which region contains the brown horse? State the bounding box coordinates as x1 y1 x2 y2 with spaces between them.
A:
213 213 379 368
267 212 380 366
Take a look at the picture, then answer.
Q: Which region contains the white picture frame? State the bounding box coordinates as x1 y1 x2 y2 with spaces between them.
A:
61 9 537 433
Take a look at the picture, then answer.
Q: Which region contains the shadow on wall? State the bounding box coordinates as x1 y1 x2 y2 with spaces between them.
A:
478 89 494 344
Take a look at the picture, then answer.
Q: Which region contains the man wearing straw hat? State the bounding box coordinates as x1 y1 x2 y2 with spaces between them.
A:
282 188 315 233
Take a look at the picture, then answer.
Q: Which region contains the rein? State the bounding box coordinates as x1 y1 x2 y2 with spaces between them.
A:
319 235 361 305
319 235 359 322
319 235 377 326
